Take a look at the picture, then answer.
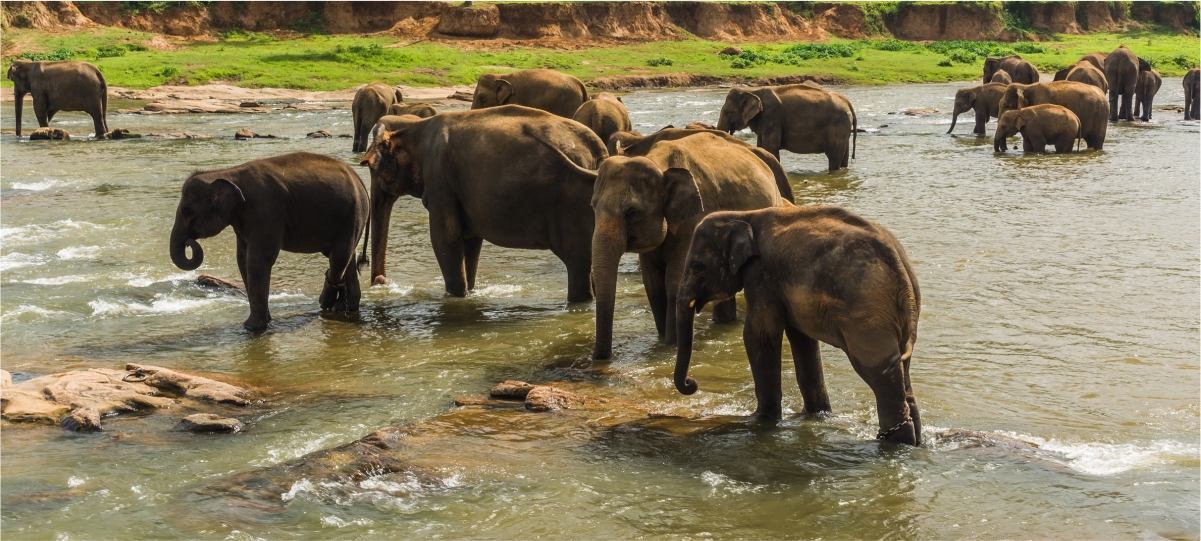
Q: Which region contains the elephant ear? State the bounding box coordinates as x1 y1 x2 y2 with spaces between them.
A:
739 93 763 127
212 178 246 221
723 220 758 276
1016 88 1030 108
497 79 514 105
1013 113 1026 132
1137 57 1151 72
963 89 977 107
393 88 405 103
663 168 703 227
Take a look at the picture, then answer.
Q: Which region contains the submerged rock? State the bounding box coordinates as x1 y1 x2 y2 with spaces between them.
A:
60 407 102 431
28 127 69 140
100 128 140 140
235 129 278 140
489 380 535 399
125 363 250 405
197 274 243 290
179 413 244 433
448 90 474 101
306 130 333 138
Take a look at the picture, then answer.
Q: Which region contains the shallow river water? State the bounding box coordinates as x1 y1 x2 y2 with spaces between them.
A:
2 82 1198 539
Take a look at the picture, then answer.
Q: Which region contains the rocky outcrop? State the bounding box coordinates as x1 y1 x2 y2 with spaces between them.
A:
179 413 244 433
885 3 1018 42
435 3 499 37
667 2 824 42
1 1 93 30
1026 2 1084 34
28 127 69 140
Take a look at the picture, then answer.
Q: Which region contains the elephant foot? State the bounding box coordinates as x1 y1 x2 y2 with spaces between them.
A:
751 407 783 422
372 275 387 286
243 313 271 332
877 417 918 446
592 344 612 360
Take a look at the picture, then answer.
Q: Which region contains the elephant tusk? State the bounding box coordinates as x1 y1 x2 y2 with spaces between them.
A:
688 300 695 308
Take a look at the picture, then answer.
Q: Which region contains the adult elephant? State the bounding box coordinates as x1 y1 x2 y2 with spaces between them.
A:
387 103 437 118
572 92 631 144
1133 69 1162 122
1104 45 1140 121
1065 62 1108 94
471 69 588 119
983 55 1039 84
715 85 856 171
169 153 369 331
7 60 107 138
674 206 922 445
360 105 606 301
947 82 1008 134
607 127 794 203
998 81 1109 150
1185 68 1201 120
585 131 790 359
352 82 403 152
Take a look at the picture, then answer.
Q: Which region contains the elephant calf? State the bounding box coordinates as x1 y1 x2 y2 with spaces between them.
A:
353 82 404 152
387 103 437 118
169 152 369 331
1184 68 1200 120
675 206 922 446
998 81 1108 150
994 104 1081 154
1133 69 1162 122
572 92 631 144
947 82 1008 135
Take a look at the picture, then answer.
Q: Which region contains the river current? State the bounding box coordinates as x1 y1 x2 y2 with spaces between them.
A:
2 82 1198 539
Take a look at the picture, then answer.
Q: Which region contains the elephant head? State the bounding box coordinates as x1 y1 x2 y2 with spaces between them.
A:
993 110 1024 152
7 60 32 136
1137 56 1151 72
471 73 514 110
169 175 246 271
674 216 757 395
997 84 1030 119
360 117 427 285
606 130 644 157
947 87 980 134
716 88 762 135
590 156 702 359
989 69 1012 85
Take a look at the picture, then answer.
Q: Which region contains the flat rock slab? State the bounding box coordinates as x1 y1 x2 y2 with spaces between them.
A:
28 128 69 140
197 274 243 290
179 413 244 433
489 380 535 399
1 369 11 388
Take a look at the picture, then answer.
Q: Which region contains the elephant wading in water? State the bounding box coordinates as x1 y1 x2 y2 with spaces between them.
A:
572 92 632 144
983 55 1039 84
989 70 1013 85
169 153 369 331
7 60 107 138
471 69 588 119
387 103 437 118
352 82 404 152
947 82 1009 135
716 85 856 171
1185 68 1201 120
674 206 922 445
1104 45 1142 122
1133 69 1162 122
998 81 1108 150
584 131 790 360
361 105 606 301
994 104 1082 154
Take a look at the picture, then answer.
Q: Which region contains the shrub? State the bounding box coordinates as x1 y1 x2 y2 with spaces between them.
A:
938 59 954 67
945 48 979 64
781 43 856 60
19 48 76 61
157 66 180 78
647 56 673 67
864 39 924 53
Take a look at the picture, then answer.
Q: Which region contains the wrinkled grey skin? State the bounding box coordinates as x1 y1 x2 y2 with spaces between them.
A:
471 69 588 119
1133 69 1162 121
983 56 1039 84
353 82 404 152
169 153 369 331
998 81 1109 150
589 131 789 360
993 104 1081 154
947 83 1008 135
674 206 921 446
361 106 606 301
7 60 107 138
572 92 631 144
1185 68 1201 120
1104 46 1140 122
716 85 856 171
387 103 437 118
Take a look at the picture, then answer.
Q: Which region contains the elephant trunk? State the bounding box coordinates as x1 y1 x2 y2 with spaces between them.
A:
993 131 1007 152
674 292 699 395
368 181 400 286
591 218 626 360
946 106 960 134
14 90 24 137
169 223 203 271
716 114 733 135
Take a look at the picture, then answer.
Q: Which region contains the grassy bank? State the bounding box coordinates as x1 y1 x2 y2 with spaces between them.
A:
1 26 1198 91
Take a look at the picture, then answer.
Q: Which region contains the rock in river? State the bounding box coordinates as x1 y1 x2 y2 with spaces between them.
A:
179 413 244 433
28 127 69 140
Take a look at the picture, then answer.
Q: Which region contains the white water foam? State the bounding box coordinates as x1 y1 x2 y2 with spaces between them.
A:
0 252 46 272
23 275 92 285
1 304 67 322
123 271 198 288
472 284 523 297
700 470 766 495
992 431 1200 476
10 180 58 191
89 294 220 317
1 219 104 245
56 246 101 260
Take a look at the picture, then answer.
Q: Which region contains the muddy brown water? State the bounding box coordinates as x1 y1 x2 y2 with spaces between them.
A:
2 82 1198 539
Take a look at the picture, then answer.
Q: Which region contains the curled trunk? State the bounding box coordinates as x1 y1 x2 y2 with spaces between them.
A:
674 295 698 395
591 219 626 360
368 181 400 285
169 224 203 271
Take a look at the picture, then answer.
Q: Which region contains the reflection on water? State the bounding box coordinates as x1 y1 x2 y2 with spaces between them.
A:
2 82 1199 539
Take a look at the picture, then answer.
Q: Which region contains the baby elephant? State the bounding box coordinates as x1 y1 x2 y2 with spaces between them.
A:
169 152 369 331
993 104 1081 153
675 206 922 446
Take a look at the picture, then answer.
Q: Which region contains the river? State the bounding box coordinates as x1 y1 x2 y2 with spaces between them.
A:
2 82 1198 539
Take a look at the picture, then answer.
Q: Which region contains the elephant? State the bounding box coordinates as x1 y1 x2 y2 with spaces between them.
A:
586 131 790 360
572 92 632 144
983 55 1039 84
1104 45 1141 121
471 69 588 119
169 152 369 331
1133 69 1162 121
6 60 107 138
1185 68 1201 120
606 127 794 204
998 81 1108 150
715 85 856 171
1065 62 1109 94
989 69 1013 85
386 103 437 118
674 206 922 446
994 104 1081 153
360 105 606 301
947 82 1008 135
352 82 404 152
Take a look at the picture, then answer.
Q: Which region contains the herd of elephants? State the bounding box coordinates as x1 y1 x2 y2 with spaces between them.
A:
7 44 1201 447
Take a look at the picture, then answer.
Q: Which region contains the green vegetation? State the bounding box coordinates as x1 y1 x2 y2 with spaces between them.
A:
0 26 1196 90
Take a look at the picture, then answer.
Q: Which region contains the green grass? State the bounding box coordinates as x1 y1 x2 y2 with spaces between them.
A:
1 27 1197 91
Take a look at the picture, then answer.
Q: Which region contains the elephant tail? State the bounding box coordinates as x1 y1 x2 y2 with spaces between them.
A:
522 125 599 181
358 204 370 268
881 242 919 376
851 104 857 160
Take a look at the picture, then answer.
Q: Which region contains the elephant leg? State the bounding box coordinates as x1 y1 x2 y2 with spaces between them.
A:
1054 136 1074 153
1120 93 1134 121
826 143 845 171
557 246 593 303
33 99 49 128
902 354 922 444
784 327 831 414
464 236 483 291
639 252 668 337
321 238 357 312
236 237 249 286
1143 95 1154 122
429 212 468 297
712 297 737 324
243 240 281 331
1133 98 1141 119
745 308 785 421
1022 137 1035 152
46 109 58 123
1108 95 1119 121
973 109 988 135
89 107 106 137
845 336 917 446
